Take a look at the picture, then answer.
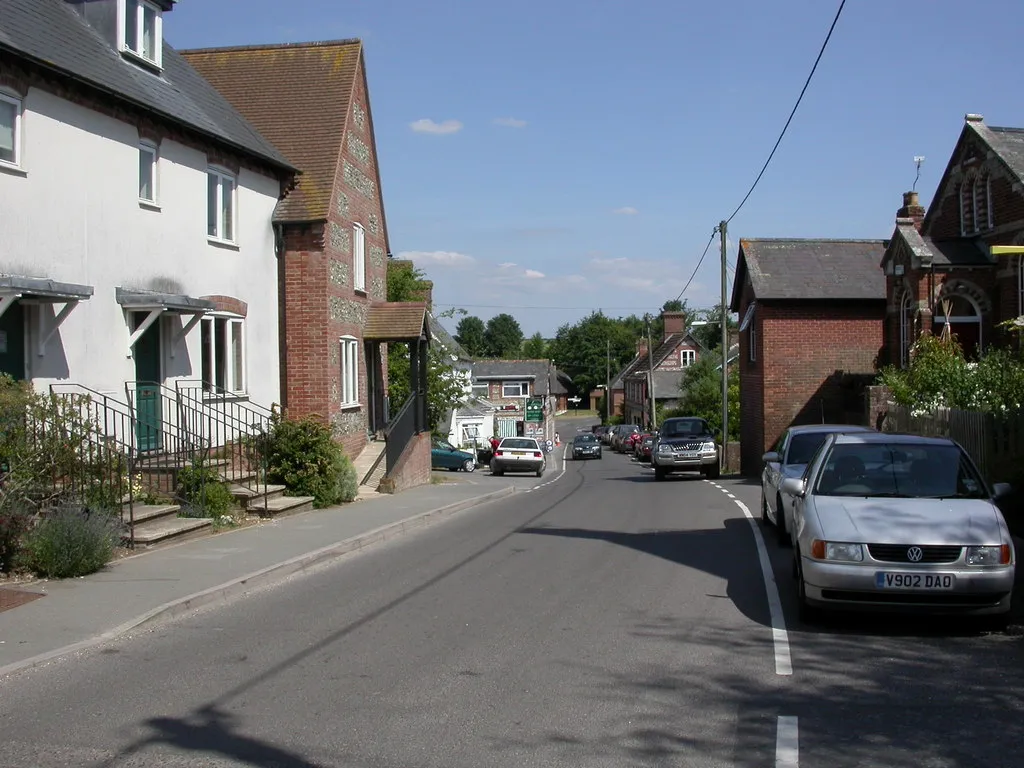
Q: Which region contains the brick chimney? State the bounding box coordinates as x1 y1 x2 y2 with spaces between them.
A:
636 338 648 358
897 191 926 232
662 310 686 339
419 279 433 310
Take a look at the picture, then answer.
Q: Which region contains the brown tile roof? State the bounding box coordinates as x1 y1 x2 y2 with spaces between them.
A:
181 40 361 222
364 302 428 341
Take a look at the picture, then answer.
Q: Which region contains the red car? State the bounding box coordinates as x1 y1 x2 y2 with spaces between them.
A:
634 433 655 461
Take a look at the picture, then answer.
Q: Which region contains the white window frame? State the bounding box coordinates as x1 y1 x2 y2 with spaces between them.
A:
200 314 246 396
0 91 23 169
207 167 237 243
502 381 529 398
138 140 158 205
680 348 696 367
340 336 359 407
353 223 366 292
119 0 163 68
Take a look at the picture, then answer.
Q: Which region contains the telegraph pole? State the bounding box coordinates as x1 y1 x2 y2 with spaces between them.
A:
720 220 729 472
605 338 611 424
647 317 656 430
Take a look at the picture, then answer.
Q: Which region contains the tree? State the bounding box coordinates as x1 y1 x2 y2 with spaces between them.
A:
689 303 738 352
484 314 524 358
651 299 688 339
387 259 430 303
547 311 641 397
386 344 466 434
667 355 740 441
522 332 548 359
455 316 487 357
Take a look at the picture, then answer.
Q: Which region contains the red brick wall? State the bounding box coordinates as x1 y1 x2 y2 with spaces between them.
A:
756 301 885 472
379 432 431 493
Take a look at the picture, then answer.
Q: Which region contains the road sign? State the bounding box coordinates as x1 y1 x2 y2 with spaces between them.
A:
525 398 544 422
568 397 582 404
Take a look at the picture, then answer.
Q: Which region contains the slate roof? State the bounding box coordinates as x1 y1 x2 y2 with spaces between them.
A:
615 331 695 387
731 238 888 310
652 370 686 397
363 302 428 341
428 314 472 362
972 123 1024 186
182 40 363 222
471 359 570 396
890 223 992 268
0 0 295 173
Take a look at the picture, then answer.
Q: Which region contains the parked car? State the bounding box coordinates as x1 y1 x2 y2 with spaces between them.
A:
650 417 720 480
431 438 477 472
571 433 602 460
784 431 1015 626
761 424 874 544
635 433 655 462
490 437 546 477
612 424 640 452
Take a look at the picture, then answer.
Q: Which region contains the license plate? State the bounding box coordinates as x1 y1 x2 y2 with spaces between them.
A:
680 451 701 459
875 572 956 590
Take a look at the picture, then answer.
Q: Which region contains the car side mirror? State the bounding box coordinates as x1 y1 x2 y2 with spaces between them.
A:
762 451 781 464
780 477 806 497
992 482 1013 500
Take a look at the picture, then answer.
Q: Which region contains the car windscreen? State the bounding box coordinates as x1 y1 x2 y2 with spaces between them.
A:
661 419 710 438
500 439 538 450
574 435 597 443
813 442 988 499
785 433 830 465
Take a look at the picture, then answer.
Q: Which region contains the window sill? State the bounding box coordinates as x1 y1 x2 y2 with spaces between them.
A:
0 162 26 177
339 402 362 411
354 288 368 296
208 237 240 251
202 391 250 403
120 48 163 74
139 199 161 212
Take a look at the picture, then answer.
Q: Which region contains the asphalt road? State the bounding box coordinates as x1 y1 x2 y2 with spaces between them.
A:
1 415 1022 767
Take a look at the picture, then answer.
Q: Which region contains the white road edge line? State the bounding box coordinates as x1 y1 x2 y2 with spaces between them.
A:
710 480 793 676
776 715 799 767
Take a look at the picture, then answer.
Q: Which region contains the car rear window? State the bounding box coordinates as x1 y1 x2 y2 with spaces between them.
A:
500 438 539 450
661 419 710 437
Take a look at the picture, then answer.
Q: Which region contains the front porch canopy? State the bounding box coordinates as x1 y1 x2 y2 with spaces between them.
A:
0 275 95 356
363 302 431 434
116 287 215 356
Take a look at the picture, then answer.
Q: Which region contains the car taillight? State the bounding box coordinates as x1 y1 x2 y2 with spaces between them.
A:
496 450 505 456
533 451 542 458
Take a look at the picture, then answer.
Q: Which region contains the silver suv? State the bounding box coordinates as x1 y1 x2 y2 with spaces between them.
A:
651 417 720 480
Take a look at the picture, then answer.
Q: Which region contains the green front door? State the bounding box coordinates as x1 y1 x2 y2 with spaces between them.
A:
0 300 26 380
133 315 162 453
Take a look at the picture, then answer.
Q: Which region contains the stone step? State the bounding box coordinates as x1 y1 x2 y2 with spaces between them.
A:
229 483 287 510
136 456 229 472
128 516 213 547
254 495 315 519
218 468 259 483
121 503 181 525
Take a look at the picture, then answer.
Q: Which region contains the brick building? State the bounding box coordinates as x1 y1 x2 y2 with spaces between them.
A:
730 239 888 475
621 311 702 428
184 41 429 476
883 114 1024 366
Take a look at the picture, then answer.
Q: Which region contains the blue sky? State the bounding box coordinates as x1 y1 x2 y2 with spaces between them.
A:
166 0 1024 337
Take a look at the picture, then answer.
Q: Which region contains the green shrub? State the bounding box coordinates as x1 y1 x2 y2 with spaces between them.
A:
264 414 354 508
0 507 32 573
177 461 234 518
23 505 119 578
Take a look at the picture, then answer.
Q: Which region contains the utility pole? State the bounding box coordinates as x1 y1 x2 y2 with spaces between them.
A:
719 220 729 473
646 316 656 430
605 338 611 424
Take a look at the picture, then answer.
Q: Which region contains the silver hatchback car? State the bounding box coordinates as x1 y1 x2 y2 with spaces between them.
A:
784 432 1015 625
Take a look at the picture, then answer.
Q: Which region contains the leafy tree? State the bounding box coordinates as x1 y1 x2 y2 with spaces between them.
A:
651 299 688 339
484 313 524 358
455 315 487 357
387 259 430 303
387 344 466 434
689 303 738 351
522 332 548 359
547 311 641 397
666 355 740 441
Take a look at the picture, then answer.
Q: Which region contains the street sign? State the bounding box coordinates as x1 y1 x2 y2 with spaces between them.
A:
568 397 582 404
525 398 543 422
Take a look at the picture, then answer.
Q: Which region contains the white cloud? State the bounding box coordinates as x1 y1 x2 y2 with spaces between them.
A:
612 206 639 215
498 262 517 269
494 117 528 128
524 269 545 279
589 256 628 269
397 250 475 266
409 118 463 135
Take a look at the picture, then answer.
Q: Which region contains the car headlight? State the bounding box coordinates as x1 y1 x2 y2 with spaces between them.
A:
701 441 716 452
657 445 672 454
811 540 864 562
966 545 1011 565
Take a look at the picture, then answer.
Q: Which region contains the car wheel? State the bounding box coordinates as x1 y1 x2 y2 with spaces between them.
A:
654 467 667 482
462 459 475 472
706 462 721 480
776 495 790 546
536 468 543 477
761 493 770 525
979 613 1011 633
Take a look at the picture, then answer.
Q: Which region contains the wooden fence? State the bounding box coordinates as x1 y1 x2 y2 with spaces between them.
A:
882 404 1024 483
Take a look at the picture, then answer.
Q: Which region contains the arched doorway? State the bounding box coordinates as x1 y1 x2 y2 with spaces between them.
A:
933 294 982 356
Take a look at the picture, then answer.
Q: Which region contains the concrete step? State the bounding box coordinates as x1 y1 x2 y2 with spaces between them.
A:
128 516 213 547
254 495 315 519
230 483 287 511
218 468 258 484
121 503 180 525
136 456 229 472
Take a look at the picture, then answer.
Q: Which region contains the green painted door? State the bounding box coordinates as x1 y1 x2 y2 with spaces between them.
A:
0 301 25 380
133 315 162 453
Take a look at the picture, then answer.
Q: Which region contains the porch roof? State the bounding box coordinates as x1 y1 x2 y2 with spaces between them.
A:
0 275 94 301
115 287 215 313
364 302 430 341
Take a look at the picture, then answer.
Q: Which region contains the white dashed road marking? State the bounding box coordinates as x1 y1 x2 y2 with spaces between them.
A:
776 716 799 767
525 446 569 492
707 480 793 676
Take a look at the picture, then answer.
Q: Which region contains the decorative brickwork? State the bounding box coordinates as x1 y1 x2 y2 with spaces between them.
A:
368 213 380 235
328 259 349 286
369 245 385 268
352 102 366 131
343 160 375 199
347 135 371 165
327 222 351 254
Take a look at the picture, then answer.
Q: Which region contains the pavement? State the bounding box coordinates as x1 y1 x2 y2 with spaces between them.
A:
0 478 521 677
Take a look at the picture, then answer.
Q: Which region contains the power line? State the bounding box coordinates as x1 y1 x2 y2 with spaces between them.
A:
725 0 846 225
673 229 719 303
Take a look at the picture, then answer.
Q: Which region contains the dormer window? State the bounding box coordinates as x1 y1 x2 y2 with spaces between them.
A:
121 0 163 68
